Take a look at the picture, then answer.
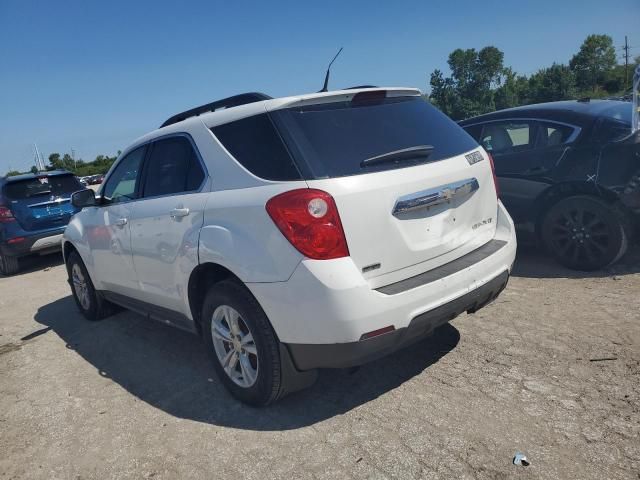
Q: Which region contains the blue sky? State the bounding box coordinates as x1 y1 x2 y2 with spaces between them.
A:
1 0 638 173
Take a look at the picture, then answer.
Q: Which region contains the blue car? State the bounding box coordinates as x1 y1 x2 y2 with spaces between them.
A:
0 170 83 275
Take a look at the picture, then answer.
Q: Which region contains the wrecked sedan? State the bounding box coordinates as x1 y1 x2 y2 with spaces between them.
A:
460 100 639 270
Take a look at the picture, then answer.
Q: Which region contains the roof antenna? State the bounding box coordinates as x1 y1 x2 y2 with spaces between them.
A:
319 47 343 93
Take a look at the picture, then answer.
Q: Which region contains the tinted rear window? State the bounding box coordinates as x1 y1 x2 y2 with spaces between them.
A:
271 96 479 179
211 114 302 181
3 175 82 200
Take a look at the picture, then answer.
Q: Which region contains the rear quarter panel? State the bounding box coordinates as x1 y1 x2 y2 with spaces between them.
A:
199 183 306 282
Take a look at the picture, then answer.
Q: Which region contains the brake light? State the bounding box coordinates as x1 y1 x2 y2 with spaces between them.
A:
0 205 15 223
7 237 25 244
487 153 500 198
266 189 349 260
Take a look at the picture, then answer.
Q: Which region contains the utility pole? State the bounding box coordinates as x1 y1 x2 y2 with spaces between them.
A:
623 36 631 91
71 148 76 170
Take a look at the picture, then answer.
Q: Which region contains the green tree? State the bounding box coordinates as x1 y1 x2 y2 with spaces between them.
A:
527 63 576 103
6 170 22 177
61 153 75 171
48 153 63 170
569 34 617 92
429 69 458 116
429 46 506 119
30 165 39 174
494 68 529 110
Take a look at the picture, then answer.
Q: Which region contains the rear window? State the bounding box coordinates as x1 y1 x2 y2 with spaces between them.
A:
271 96 479 179
3 174 82 200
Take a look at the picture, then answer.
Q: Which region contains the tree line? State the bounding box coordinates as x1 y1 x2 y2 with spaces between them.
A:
429 34 638 120
5 151 120 178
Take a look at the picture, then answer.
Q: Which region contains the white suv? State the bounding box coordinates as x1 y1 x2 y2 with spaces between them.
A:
64 88 516 405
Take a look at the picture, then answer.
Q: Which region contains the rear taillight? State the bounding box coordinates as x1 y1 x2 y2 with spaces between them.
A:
487 153 500 198
266 189 349 260
0 205 15 223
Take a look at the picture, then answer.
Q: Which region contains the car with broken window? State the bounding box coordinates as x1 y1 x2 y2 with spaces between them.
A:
460 100 639 270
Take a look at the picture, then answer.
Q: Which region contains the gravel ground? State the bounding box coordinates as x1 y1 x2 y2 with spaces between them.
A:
1 246 639 479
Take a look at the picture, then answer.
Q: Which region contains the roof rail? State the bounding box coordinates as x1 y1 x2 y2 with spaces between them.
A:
160 92 272 128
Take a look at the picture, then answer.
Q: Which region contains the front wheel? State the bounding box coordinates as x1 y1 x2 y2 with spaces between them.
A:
66 251 111 321
201 280 284 406
541 195 629 271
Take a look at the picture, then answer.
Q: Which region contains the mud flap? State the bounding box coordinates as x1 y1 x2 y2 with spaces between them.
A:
277 343 318 400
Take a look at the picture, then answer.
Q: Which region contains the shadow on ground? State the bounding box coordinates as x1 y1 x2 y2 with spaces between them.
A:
511 243 640 279
1 252 64 278
34 296 459 430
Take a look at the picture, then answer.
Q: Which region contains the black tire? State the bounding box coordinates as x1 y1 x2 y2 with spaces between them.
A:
66 251 111 321
201 279 284 406
0 252 20 276
541 195 629 271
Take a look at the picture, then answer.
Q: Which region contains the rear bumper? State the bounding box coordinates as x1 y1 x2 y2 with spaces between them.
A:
248 201 517 360
286 269 509 369
0 228 65 257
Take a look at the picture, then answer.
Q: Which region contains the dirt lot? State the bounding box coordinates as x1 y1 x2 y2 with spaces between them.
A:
1 246 639 480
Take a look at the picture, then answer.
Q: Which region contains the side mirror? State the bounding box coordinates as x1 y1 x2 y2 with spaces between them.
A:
72 189 97 208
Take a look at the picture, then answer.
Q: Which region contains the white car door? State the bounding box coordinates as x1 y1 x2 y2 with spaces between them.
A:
86 146 145 297
128 135 208 322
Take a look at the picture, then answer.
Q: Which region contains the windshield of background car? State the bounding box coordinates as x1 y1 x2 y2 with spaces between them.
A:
2 174 83 200
270 96 479 179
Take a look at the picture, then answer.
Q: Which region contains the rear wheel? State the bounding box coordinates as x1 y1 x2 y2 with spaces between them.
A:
541 195 628 271
201 280 283 406
66 251 111 321
0 252 19 276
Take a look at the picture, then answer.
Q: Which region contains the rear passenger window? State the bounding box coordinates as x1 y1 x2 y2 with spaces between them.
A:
143 136 205 197
538 123 575 147
211 114 301 181
480 122 535 154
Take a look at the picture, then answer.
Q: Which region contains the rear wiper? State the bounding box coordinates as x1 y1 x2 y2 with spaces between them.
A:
360 145 434 168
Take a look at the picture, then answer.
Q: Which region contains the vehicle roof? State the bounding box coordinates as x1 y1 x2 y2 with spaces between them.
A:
459 99 629 126
1 170 73 183
123 87 422 156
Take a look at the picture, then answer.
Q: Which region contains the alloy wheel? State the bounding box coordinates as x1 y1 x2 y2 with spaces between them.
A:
548 204 611 267
211 305 259 388
71 263 91 310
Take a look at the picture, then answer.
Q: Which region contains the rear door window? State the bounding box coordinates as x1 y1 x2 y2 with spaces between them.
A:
142 136 205 197
3 174 82 200
480 122 536 154
537 123 576 148
270 96 478 179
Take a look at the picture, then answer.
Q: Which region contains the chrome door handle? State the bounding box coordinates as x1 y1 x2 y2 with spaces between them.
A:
170 207 190 218
115 217 128 227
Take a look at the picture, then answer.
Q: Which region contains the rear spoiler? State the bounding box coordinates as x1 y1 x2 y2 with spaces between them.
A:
266 88 422 111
